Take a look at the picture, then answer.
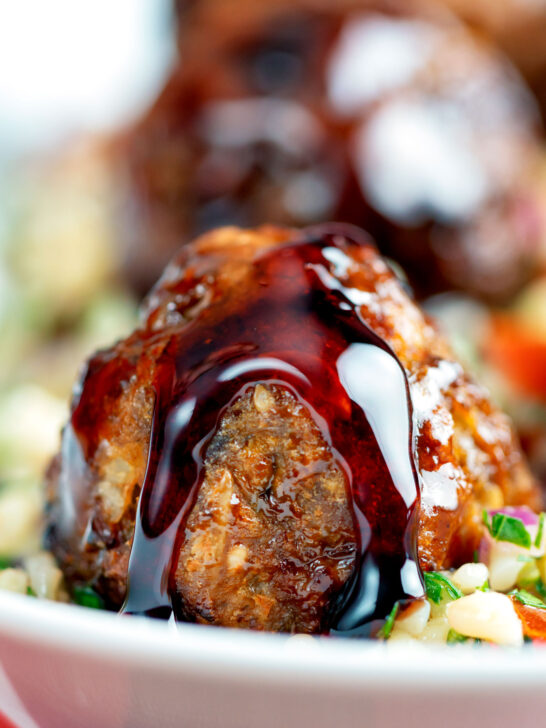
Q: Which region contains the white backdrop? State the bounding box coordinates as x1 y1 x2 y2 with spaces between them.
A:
0 0 174 159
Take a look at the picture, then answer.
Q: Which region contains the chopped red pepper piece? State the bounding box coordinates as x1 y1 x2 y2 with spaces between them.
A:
485 316 546 403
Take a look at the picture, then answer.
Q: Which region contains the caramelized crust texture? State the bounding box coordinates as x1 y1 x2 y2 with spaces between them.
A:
45 225 541 630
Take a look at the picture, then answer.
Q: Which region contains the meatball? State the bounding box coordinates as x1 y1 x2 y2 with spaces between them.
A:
117 0 544 300
436 0 546 101
174 384 355 632
45 225 540 633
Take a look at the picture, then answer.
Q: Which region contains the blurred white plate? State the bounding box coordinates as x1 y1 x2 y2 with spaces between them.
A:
0 590 545 728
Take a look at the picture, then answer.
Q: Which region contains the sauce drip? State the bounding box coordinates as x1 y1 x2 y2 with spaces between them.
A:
122 226 424 633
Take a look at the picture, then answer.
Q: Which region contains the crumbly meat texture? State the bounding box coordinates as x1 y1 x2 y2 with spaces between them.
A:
45 225 541 631
173 384 355 632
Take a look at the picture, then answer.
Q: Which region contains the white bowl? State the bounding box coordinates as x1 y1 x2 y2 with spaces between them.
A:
0 590 545 728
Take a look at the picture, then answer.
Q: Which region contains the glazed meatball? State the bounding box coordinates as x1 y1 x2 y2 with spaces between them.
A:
117 0 544 299
173 384 355 632
45 225 540 632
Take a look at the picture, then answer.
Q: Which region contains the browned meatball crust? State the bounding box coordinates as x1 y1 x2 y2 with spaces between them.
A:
45 225 541 632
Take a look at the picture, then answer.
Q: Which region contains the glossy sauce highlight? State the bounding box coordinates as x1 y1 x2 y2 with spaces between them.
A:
122 227 424 633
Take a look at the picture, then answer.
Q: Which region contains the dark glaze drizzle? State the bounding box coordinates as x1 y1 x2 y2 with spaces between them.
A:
122 226 424 633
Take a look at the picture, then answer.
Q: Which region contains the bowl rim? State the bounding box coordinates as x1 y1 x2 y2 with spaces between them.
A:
1 590 546 691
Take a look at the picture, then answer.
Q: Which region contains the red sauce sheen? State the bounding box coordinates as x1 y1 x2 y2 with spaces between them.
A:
117 225 424 634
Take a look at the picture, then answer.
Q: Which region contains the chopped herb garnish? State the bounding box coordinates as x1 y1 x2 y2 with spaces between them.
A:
0 557 11 570
447 629 468 645
483 511 531 549
535 513 545 549
378 601 399 640
424 572 463 604
72 585 105 610
477 579 489 592
510 589 546 609
473 550 479 564
26 586 36 597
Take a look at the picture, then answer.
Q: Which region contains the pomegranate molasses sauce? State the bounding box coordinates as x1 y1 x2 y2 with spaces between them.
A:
122 225 424 634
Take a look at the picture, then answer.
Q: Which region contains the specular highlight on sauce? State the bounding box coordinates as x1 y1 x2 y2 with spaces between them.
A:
121 225 424 633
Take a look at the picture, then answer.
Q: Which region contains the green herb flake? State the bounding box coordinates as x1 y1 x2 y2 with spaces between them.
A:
378 601 400 640
446 629 468 645
0 557 11 570
510 589 546 609
486 513 531 549
26 586 36 597
477 579 490 592
72 585 105 610
424 572 463 605
535 513 545 549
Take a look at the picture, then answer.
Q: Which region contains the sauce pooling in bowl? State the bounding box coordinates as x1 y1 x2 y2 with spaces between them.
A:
121 225 424 633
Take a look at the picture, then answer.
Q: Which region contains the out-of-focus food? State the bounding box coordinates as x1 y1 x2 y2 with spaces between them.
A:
0 143 139 570
117 0 545 300
428 280 546 488
436 0 546 112
45 224 540 635
446 590 523 646
437 0 546 68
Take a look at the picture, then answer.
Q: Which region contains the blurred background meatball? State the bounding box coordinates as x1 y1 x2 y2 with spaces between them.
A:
117 0 546 299
436 0 546 111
